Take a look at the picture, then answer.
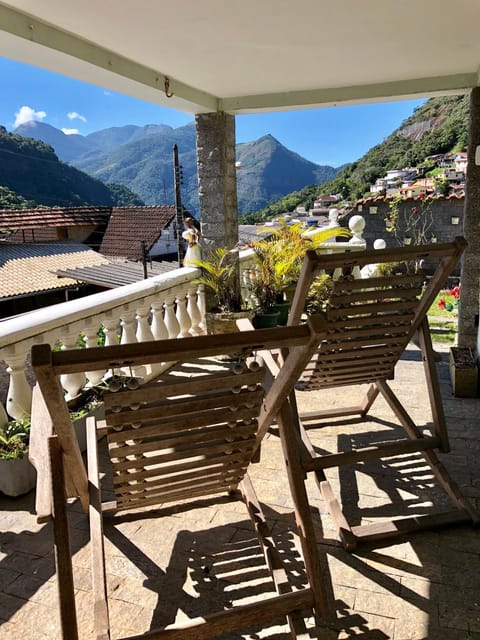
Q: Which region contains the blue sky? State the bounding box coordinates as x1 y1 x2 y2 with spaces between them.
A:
0 56 426 168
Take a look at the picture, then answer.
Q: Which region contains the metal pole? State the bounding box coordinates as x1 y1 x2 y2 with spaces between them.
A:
173 144 186 267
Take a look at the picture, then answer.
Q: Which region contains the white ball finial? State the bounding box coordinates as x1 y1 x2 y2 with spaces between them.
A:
348 215 366 245
373 238 386 250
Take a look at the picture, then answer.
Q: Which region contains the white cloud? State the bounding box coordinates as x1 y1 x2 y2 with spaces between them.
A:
67 111 87 123
61 128 79 135
14 105 47 127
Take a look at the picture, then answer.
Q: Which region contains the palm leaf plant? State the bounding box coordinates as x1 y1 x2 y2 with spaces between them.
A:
191 247 243 313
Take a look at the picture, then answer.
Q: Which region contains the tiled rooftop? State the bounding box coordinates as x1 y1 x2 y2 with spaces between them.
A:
0 242 110 299
100 206 176 260
0 206 112 231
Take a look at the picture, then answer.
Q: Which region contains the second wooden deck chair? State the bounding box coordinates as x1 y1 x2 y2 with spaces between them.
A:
281 237 478 550
31 321 330 640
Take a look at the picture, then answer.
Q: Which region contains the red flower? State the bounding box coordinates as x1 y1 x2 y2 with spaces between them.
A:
448 284 461 299
438 298 446 310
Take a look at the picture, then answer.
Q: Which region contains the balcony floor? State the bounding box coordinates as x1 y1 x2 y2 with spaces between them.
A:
1 343 479 639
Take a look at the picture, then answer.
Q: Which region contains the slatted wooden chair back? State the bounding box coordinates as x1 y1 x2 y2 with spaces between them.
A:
102 360 267 512
297 270 426 390
31 321 332 639
290 237 466 392
280 236 478 551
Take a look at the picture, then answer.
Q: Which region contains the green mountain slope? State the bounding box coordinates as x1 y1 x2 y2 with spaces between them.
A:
240 95 470 222
13 120 337 215
236 134 337 213
0 127 143 208
14 121 96 161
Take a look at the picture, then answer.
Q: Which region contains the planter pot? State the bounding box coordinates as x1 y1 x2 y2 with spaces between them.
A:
449 347 478 398
0 456 36 497
253 310 281 329
205 310 253 335
271 301 291 326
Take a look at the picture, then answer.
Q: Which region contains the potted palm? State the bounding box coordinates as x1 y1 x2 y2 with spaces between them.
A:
248 221 349 326
191 248 252 333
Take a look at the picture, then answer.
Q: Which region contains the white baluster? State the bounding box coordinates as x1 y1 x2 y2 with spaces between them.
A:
164 296 180 339
136 304 155 377
187 286 203 335
103 315 120 347
83 322 105 387
197 285 207 333
120 309 144 378
4 348 32 420
151 301 169 341
136 305 154 343
176 290 191 338
120 310 137 345
60 329 87 400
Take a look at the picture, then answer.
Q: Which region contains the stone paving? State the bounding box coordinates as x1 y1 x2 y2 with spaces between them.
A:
1 343 479 639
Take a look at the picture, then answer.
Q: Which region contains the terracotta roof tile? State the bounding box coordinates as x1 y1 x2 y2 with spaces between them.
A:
0 242 110 299
100 206 176 260
0 206 112 231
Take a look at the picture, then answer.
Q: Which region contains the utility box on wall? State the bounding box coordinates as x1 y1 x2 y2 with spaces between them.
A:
449 347 478 397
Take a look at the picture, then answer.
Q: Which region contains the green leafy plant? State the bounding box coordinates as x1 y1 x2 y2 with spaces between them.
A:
191 248 243 313
248 221 350 313
0 417 31 460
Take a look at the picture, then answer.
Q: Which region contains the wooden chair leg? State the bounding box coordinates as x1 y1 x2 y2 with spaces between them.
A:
49 435 79 640
276 398 332 619
86 417 110 640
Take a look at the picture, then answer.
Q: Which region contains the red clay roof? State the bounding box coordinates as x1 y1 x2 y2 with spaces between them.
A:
0 206 112 230
100 206 176 260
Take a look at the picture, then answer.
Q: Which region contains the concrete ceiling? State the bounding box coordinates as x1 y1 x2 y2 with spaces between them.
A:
1 0 480 114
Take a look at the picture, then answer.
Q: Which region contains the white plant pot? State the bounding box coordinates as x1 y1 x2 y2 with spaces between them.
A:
0 456 36 497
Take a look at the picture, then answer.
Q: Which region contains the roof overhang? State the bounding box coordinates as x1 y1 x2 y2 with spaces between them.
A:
1 1 479 115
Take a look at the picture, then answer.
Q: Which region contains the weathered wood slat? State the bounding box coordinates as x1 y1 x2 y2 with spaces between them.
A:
121 588 314 640
33 325 315 374
326 313 414 330
331 273 425 292
110 440 255 473
326 299 418 319
105 387 264 426
303 436 441 471
351 510 473 543
114 466 246 496
106 406 261 441
329 284 423 306
115 481 239 510
109 422 257 458
103 367 266 408
112 451 248 484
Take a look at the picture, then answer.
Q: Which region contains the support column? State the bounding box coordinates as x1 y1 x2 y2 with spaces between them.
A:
195 112 239 251
458 88 480 352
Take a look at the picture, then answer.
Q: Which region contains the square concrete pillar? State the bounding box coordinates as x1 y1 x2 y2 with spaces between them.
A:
195 112 239 252
459 88 480 353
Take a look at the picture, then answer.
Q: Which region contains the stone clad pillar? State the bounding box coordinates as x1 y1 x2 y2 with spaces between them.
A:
458 88 480 352
195 112 239 252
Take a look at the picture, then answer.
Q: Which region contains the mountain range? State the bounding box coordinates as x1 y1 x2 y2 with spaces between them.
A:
240 95 470 222
12 121 338 215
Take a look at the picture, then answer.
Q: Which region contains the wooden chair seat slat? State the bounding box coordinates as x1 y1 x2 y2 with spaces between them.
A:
103 367 266 408
112 451 252 485
108 422 258 458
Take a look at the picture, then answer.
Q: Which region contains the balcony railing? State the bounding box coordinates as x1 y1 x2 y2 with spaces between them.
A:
0 216 368 426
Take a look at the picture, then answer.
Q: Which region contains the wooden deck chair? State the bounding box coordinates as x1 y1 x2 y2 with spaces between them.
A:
279 236 479 551
31 321 331 640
